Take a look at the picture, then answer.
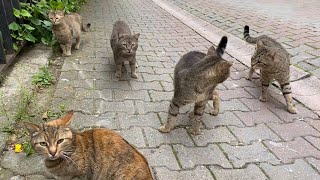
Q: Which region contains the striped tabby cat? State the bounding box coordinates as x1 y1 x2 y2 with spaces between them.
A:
24 111 153 180
159 36 232 135
244 25 297 114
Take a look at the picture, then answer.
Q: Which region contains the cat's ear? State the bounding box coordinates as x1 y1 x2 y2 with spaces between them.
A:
133 33 140 40
46 110 74 127
207 46 216 55
220 61 233 70
24 122 41 136
257 40 264 49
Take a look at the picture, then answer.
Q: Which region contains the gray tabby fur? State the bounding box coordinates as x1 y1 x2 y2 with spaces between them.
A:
110 20 140 79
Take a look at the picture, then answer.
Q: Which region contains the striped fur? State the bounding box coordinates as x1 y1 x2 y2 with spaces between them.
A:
244 25 297 114
159 36 232 135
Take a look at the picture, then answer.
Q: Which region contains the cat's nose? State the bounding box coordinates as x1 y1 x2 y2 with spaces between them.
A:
49 147 57 156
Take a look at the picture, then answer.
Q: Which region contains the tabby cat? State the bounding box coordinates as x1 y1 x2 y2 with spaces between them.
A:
24 111 153 180
110 20 140 79
159 36 232 135
48 10 90 56
244 25 297 114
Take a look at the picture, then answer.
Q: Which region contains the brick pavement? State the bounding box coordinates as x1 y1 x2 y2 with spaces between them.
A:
1 0 320 179
164 0 320 79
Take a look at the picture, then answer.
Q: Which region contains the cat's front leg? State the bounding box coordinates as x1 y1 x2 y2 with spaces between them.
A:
210 90 220 116
115 64 122 78
259 72 270 102
159 99 180 133
65 43 72 56
245 67 255 81
281 83 297 114
75 36 81 50
189 101 206 135
60 44 67 56
129 60 138 79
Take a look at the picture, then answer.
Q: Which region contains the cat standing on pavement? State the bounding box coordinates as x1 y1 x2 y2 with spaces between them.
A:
110 20 140 79
48 10 90 56
159 36 233 135
244 25 297 114
24 111 153 180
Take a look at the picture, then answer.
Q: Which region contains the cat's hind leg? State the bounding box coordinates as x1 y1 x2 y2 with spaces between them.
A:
75 36 81 50
280 83 297 114
159 99 181 133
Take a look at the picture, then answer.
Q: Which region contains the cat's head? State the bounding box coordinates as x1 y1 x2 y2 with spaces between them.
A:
116 33 140 55
251 40 277 69
24 110 75 161
202 36 233 83
48 10 65 25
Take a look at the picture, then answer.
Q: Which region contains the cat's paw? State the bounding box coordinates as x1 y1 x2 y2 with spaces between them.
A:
64 52 72 57
188 128 202 135
210 109 219 116
75 46 80 50
115 71 122 78
131 73 138 79
245 75 252 81
288 105 297 114
158 126 171 133
259 96 267 102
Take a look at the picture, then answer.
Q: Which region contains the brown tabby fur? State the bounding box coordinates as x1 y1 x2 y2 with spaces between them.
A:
110 20 140 79
24 111 153 180
48 10 89 56
244 25 297 114
159 36 232 135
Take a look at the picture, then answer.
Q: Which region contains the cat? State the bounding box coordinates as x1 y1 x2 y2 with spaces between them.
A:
243 25 297 114
24 110 153 180
48 10 90 56
110 20 140 79
159 36 232 135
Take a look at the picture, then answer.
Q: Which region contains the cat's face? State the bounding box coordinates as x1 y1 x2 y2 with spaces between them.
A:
117 34 140 55
251 41 274 69
25 111 74 161
48 10 65 25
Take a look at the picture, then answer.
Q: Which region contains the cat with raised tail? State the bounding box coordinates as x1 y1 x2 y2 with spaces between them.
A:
244 25 297 114
110 20 140 79
48 10 90 56
24 111 153 180
159 36 233 135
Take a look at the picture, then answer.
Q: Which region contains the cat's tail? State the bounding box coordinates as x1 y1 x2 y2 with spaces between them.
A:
244 25 260 44
81 23 91 32
216 36 228 57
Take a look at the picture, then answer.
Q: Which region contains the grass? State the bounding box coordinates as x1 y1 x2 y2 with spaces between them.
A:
31 65 54 89
14 87 34 121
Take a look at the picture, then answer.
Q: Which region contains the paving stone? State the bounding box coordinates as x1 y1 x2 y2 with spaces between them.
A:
265 137 320 163
160 81 174 91
149 90 173 101
306 58 320 67
140 145 180 170
78 71 112 80
307 119 320 131
95 80 131 90
26 175 54 180
230 124 281 144
155 166 214 180
117 127 146 148
142 73 173 82
74 88 112 100
234 109 282 126
268 121 320 141
202 112 245 128
129 81 163 91
239 97 283 111
59 71 78 80
305 136 320 150
116 113 161 129
210 164 268 180
220 142 280 168
306 158 320 173
173 144 232 169
215 99 250 113
0 167 14 180
261 159 320 180
10 176 25 180
192 127 237 146
144 127 194 147
269 104 319 122
223 78 256 89
114 89 150 101
56 79 94 89
95 100 135 114
153 67 174 74
135 101 169 114
220 89 253 101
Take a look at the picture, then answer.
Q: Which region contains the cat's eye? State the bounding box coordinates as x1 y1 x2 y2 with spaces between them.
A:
39 142 47 146
122 43 127 47
57 139 64 144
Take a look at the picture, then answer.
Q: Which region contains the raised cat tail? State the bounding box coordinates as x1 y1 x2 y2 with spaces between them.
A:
216 36 228 57
243 25 259 44
81 23 91 32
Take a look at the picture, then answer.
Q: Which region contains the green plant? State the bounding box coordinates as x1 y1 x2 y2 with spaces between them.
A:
22 141 34 156
2 123 14 135
32 66 54 88
15 87 34 121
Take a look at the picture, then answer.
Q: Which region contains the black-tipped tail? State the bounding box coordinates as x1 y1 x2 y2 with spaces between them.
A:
216 36 228 57
244 25 250 38
82 23 91 32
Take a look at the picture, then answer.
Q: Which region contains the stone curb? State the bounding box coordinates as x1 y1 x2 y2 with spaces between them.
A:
152 0 320 114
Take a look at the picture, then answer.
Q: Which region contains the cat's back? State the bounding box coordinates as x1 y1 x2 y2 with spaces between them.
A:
112 20 131 36
64 13 82 25
175 51 205 75
77 128 153 179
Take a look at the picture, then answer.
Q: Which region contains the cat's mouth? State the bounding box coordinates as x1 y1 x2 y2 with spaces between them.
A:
47 155 60 160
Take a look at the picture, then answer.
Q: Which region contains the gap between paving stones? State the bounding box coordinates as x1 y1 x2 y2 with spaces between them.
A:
152 0 320 114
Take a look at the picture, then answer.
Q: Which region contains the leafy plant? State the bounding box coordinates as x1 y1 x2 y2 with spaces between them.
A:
32 66 54 88
22 141 34 156
2 123 14 135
